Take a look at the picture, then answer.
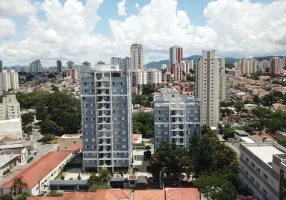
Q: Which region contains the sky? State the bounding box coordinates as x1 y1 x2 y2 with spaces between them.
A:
0 0 285 67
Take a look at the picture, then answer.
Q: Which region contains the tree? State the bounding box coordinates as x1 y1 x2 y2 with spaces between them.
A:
40 119 63 136
0 194 13 200
21 112 34 135
194 174 237 200
150 143 189 175
186 74 195 82
278 140 286 148
51 85 59 92
252 95 261 105
234 101 244 114
15 193 30 200
12 178 27 195
132 111 154 138
142 84 156 95
88 168 111 192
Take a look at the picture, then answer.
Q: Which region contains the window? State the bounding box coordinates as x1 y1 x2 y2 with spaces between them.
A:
256 168 260 173
85 139 88 142
263 173 268 180
122 138 126 141
122 145 126 148
262 189 267 194
246 157 249 162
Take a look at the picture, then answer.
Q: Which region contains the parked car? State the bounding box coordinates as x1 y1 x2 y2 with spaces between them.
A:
27 157 34 163
34 151 37 155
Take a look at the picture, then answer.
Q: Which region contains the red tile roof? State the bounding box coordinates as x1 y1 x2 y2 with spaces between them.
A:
134 190 165 200
128 175 137 180
94 189 132 200
132 134 142 144
28 190 132 200
0 136 16 142
165 188 200 200
1 151 71 189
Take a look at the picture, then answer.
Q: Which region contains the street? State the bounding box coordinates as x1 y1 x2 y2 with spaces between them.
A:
0 128 58 185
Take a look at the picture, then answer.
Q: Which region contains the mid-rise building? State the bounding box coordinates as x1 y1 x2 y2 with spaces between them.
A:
111 57 131 70
80 64 132 172
218 58 230 101
130 44 144 72
0 70 19 92
171 64 182 81
186 59 194 71
169 46 183 67
153 89 200 149
270 57 283 75
57 60 62 73
67 61 75 70
9 70 19 90
249 59 258 74
0 60 2 72
195 50 219 128
0 95 20 120
147 69 162 84
29 60 43 73
239 142 286 200
259 60 270 72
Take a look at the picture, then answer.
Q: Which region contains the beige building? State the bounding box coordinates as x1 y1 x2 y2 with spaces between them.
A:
195 50 219 128
58 134 82 151
0 95 20 120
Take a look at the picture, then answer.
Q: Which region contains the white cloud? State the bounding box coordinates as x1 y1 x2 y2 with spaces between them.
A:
118 0 127 16
0 0 36 17
135 3 140 11
0 19 16 39
0 0 286 66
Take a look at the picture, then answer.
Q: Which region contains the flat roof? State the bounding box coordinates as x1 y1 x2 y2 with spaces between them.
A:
240 137 255 143
245 144 284 164
0 155 18 168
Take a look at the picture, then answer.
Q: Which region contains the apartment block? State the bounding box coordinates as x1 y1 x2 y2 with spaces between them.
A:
0 95 21 120
239 142 286 200
147 69 162 84
0 69 19 92
153 89 201 149
80 64 132 172
195 50 219 128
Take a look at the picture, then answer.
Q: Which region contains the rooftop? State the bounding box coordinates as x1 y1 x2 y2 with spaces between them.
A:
242 143 286 164
1 151 71 189
0 155 18 168
64 144 82 151
132 134 142 144
61 134 81 138
134 190 165 200
165 188 200 200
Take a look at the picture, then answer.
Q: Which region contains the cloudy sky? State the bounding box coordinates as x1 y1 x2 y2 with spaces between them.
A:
0 0 285 67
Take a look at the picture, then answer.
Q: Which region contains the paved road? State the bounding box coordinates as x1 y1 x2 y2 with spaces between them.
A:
0 141 57 185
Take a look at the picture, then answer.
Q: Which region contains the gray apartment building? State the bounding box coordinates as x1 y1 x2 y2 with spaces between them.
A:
80 64 132 172
239 142 286 200
153 89 201 149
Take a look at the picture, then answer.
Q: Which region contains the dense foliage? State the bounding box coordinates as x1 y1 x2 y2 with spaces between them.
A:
88 168 111 192
150 130 238 176
132 94 153 107
251 106 286 133
21 112 34 135
132 111 154 138
16 91 81 137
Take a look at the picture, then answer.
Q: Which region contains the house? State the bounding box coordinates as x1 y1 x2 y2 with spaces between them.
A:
272 103 286 111
58 134 82 151
0 151 74 196
135 176 148 190
28 189 132 200
134 190 165 200
132 134 143 144
110 176 125 189
0 155 18 176
165 188 200 200
0 146 29 163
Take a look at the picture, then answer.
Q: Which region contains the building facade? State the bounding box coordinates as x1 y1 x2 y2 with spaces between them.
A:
29 60 43 73
0 60 2 72
270 57 283 75
57 60 62 73
195 50 219 128
153 89 201 149
130 44 144 72
169 46 183 67
9 70 19 90
80 64 132 172
0 95 21 120
147 69 162 84
67 61 75 70
239 142 286 200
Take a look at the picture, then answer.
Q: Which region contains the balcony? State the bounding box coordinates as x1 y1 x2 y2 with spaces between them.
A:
98 125 111 131
97 89 110 96
98 139 111 145
98 111 111 117
97 105 111 110
99 153 111 159
97 82 110 88
98 132 111 138
97 97 110 103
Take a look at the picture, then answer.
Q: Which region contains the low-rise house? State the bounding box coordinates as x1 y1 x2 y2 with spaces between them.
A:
165 188 200 200
0 151 74 196
274 131 286 141
58 134 82 151
134 190 165 200
132 134 143 144
272 103 286 111
0 155 18 176
0 146 29 163
0 118 23 140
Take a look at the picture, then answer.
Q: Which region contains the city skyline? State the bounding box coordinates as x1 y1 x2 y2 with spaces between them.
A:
0 0 285 66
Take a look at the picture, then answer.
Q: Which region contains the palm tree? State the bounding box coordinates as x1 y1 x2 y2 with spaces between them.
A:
12 178 27 195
